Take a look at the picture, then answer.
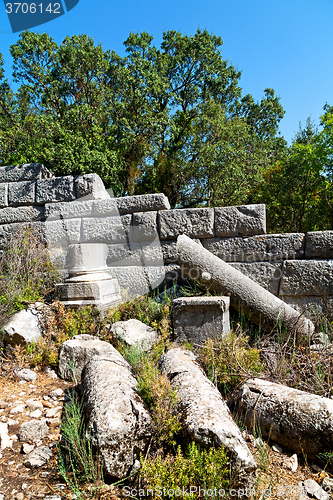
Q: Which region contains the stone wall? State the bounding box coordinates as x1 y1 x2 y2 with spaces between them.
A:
0 164 331 318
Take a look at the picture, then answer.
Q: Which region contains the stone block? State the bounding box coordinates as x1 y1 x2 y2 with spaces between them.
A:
159 208 214 240
202 233 305 262
161 240 178 263
45 200 94 220
44 219 81 246
282 295 333 320
215 204 266 237
81 214 132 244
36 176 75 204
0 163 53 183
229 262 283 295
305 231 333 259
280 260 333 296
141 240 164 266
8 180 35 206
173 296 230 344
0 184 8 207
74 173 109 200
131 211 158 241
93 199 119 217
3 308 42 346
110 265 165 298
0 206 45 225
116 193 170 214
56 279 120 301
107 242 142 267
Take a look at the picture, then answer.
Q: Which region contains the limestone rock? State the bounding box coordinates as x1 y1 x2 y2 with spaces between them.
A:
305 231 333 259
229 378 333 457
173 296 230 344
303 479 329 500
3 308 42 346
19 420 49 443
74 173 109 201
15 369 38 383
0 163 53 182
159 208 214 240
116 193 170 214
23 445 52 468
81 351 152 479
58 334 116 382
111 319 158 351
215 204 266 237
280 260 333 296
159 348 256 471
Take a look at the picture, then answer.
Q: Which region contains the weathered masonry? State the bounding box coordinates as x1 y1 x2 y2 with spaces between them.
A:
0 163 332 318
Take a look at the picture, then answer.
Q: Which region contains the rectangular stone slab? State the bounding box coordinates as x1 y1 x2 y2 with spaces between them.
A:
305 231 333 259
0 206 45 225
202 233 305 262
116 193 170 214
81 215 132 244
159 207 214 240
45 200 95 220
0 184 8 208
215 204 266 237
173 296 230 344
280 260 333 296
0 163 53 183
36 176 75 204
8 180 35 206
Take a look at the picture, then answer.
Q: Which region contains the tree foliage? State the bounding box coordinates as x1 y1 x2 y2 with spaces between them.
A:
0 29 286 207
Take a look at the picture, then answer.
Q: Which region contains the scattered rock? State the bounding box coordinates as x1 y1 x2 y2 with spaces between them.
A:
22 443 35 454
23 445 52 468
0 423 12 450
49 388 63 399
45 407 62 418
0 401 7 409
19 419 49 443
322 477 333 492
111 319 158 351
43 367 58 379
272 444 283 453
30 409 43 418
284 454 298 472
10 404 25 414
15 369 37 383
303 479 329 500
44 496 62 500
3 307 42 346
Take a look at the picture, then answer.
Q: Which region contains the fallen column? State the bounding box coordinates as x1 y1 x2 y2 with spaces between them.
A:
159 348 257 472
229 378 333 457
81 349 152 479
177 234 314 336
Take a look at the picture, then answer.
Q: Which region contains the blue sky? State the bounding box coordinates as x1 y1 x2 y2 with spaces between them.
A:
0 0 332 144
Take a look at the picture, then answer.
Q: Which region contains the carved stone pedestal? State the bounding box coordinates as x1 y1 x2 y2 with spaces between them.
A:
55 243 121 311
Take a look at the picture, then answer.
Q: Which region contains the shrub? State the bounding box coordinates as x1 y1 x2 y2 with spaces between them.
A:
140 441 230 499
199 331 263 397
0 227 60 325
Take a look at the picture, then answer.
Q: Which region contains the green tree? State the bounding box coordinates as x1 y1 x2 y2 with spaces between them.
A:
255 119 331 233
0 29 286 205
